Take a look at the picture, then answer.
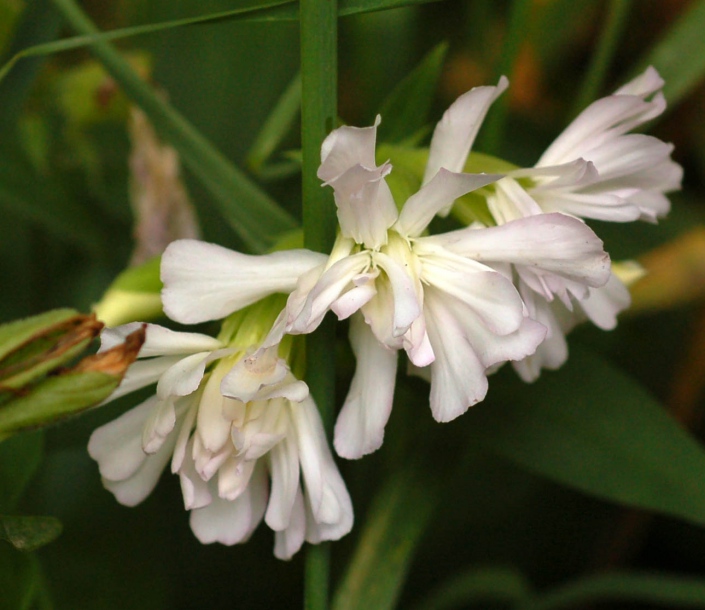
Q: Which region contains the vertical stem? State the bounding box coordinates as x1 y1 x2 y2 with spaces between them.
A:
300 0 337 607
571 0 632 117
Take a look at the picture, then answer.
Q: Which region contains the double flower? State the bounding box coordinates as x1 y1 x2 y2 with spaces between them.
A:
89 66 680 556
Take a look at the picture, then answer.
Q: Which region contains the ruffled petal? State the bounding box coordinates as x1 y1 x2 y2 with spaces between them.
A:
424 289 545 422
293 397 353 540
88 395 158 482
162 239 327 324
397 169 501 236
274 488 306 560
328 162 398 249
334 315 398 459
264 432 300 532
318 116 381 182
426 213 611 289
424 76 508 184
102 435 174 507
100 323 223 357
106 356 181 402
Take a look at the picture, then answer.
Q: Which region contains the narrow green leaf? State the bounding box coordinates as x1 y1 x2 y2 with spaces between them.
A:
0 432 42 513
518 571 705 610
0 515 62 552
477 0 533 154
632 0 705 109
247 73 301 175
377 42 449 144
570 0 632 117
0 371 119 437
478 345 705 527
2 0 444 88
332 466 438 610
412 566 533 610
51 0 298 253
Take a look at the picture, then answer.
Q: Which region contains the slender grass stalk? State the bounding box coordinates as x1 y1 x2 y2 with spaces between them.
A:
478 0 532 155
571 0 632 117
300 0 338 607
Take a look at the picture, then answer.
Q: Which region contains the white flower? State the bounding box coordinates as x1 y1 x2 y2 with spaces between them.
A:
88 323 353 560
162 112 610 459
432 68 680 380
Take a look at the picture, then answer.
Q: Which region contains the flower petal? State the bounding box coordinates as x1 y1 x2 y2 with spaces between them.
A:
334 315 398 459
329 162 398 249
88 395 158 482
424 76 508 185
100 323 223 357
318 116 381 182
274 488 306 560
397 168 501 236
265 432 300 532
162 239 327 324
427 213 611 289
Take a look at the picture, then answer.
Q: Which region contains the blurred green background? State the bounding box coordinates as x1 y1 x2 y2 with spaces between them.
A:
3 0 705 608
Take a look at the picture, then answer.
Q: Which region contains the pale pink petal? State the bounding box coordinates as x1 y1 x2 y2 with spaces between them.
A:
576 272 631 330
218 458 255 501
107 356 181 402
418 246 525 335
288 252 370 334
100 323 223 357
397 169 501 236
334 315 398 459
424 76 508 184
318 116 380 182
265 433 300 531
103 435 174 507
329 162 398 249
189 482 260 546
274 488 306 560
161 239 327 324
88 395 158 481
292 397 353 538
427 213 610 289
374 251 422 338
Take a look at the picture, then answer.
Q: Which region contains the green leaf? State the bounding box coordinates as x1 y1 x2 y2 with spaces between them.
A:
377 42 448 144
518 571 705 610
246 72 301 175
332 465 438 610
478 344 705 527
0 371 119 438
0 432 42 513
632 0 705 110
0 515 62 552
412 566 533 610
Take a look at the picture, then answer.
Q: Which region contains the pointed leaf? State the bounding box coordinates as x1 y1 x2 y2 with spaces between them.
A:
412 566 533 610
378 42 449 144
632 0 705 110
477 345 705 527
518 571 705 610
332 465 438 610
247 72 301 175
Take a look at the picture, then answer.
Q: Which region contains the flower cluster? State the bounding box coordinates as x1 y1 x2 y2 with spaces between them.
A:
89 67 680 557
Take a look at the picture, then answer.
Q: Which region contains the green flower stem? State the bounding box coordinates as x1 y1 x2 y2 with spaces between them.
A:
571 0 632 117
300 0 337 606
